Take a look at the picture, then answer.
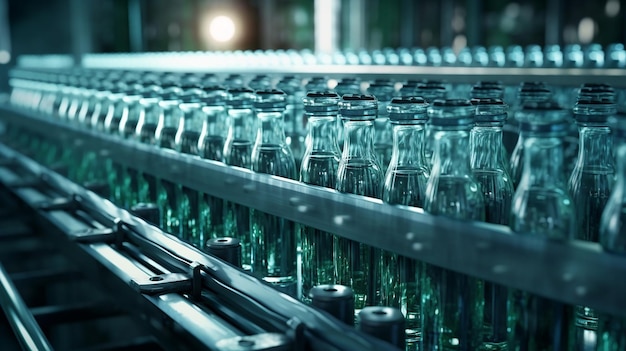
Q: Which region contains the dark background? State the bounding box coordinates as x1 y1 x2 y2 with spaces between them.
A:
1 0 625 89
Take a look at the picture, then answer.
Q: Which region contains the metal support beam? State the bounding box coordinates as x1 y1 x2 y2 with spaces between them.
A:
440 0 454 46
314 0 340 54
545 0 563 45
69 0 93 65
128 0 144 52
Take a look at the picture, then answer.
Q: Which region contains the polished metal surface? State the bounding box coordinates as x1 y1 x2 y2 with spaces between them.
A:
78 53 626 87
2 105 626 319
0 263 53 351
0 122 397 350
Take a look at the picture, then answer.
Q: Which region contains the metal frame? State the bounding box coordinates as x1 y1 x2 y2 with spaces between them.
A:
0 116 398 350
3 105 626 319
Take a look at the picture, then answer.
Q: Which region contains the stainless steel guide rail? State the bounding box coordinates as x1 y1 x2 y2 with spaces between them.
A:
2 105 626 320
0 114 397 350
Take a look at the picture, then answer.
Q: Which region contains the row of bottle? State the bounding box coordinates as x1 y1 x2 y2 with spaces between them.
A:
77 43 626 69
6 69 626 350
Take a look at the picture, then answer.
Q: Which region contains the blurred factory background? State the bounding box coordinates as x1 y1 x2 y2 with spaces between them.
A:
0 0 624 88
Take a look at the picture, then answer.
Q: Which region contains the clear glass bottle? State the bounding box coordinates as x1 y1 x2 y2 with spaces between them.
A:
175 85 206 246
470 98 513 350
569 85 616 337
416 80 448 167
197 85 228 242
421 99 485 351
381 96 430 350
332 77 361 150
247 74 272 91
134 85 170 206
509 84 553 188
276 76 305 170
398 80 421 97
93 82 126 132
366 79 396 169
250 89 298 296
222 87 256 271
299 91 341 302
509 102 574 351
335 94 382 313
155 88 184 235
598 113 626 351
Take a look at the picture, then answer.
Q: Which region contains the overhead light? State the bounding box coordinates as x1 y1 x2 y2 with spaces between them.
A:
208 15 236 43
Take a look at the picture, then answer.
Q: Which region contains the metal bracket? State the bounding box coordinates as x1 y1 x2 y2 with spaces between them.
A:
215 333 292 351
285 317 305 351
130 273 193 295
69 218 123 244
189 261 203 300
35 196 76 211
4 177 41 189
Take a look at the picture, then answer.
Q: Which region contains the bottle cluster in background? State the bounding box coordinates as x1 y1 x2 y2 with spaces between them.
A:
77 43 626 71
6 66 626 351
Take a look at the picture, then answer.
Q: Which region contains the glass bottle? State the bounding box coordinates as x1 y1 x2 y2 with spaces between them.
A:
568 85 616 338
197 85 229 242
335 94 382 314
250 89 298 296
247 74 272 91
155 88 184 235
299 91 341 302
421 99 485 351
416 80 448 166
598 113 626 351
381 96 430 350
332 77 361 150
366 79 396 169
398 80 422 97
509 84 553 188
175 85 206 246
134 84 170 206
509 102 574 351
470 98 513 350
222 87 256 271
276 76 305 170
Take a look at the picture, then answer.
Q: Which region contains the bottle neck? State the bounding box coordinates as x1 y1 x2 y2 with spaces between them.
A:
158 100 182 129
615 144 626 198
305 115 340 154
576 125 614 169
431 127 472 176
200 105 227 139
470 124 506 170
178 102 204 134
389 122 427 168
342 119 377 161
226 108 255 142
254 110 287 146
521 136 564 186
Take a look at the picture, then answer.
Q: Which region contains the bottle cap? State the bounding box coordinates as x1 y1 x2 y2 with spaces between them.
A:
201 85 228 105
427 99 475 126
226 87 255 108
339 94 378 119
387 97 428 122
517 102 570 136
130 202 160 227
304 76 329 91
303 91 340 113
357 306 405 349
309 284 355 326
205 237 242 267
471 98 508 123
253 89 287 110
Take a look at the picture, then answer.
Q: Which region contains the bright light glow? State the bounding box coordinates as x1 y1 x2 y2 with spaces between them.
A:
0 50 10 64
578 17 596 44
606 0 620 17
208 15 235 43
